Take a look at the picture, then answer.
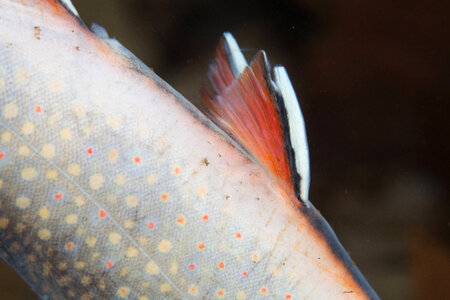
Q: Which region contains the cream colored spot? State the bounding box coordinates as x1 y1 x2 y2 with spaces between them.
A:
75 261 86 270
125 246 138 258
169 261 178 275
60 128 72 141
108 232 121 244
0 218 9 229
106 116 122 130
145 261 160 275
65 214 78 224
137 236 148 245
81 293 92 300
120 267 129 277
117 286 130 298
47 112 62 125
89 173 104 190
146 174 156 185
21 167 38 180
160 283 171 293
15 69 28 83
0 79 5 90
76 227 86 236
157 239 172 253
115 174 126 185
98 282 106 290
72 104 86 118
67 163 81 176
197 186 208 197
57 262 68 271
125 195 138 208
48 79 63 93
75 195 85 206
39 207 50 219
1 131 12 142
85 236 97 247
46 169 58 180
38 229 51 240
91 252 100 261
21 121 35 135
0 179 3 190
188 284 199 296
2 103 19 119
15 196 31 209
108 149 119 163
236 291 246 300
81 276 91 286
140 297 150 300
18 145 31 156
124 220 134 229
41 143 55 158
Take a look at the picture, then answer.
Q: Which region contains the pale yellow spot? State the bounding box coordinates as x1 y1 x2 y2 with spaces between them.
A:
82 124 93 136
0 218 9 229
74 261 86 270
188 284 199 296
18 145 31 156
158 239 173 253
21 167 38 180
67 163 81 176
160 283 171 293
65 214 78 224
21 121 35 135
197 186 208 197
15 69 28 83
76 227 86 236
0 179 3 190
38 229 51 240
98 282 106 290
169 261 178 275
125 246 138 258
137 236 148 245
91 252 100 261
125 194 138 208
40 143 55 159
117 286 130 298
81 293 92 300
120 267 129 277
108 232 121 244
85 236 97 247
60 128 72 141
39 207 50 219
114 174 126 186
47 112 62 125
145 261 160 275
124 220 134 229
81 276 91 286
72 103 86 118
75 195 85 206
89 173 104 190
46 169 58 180
140 296 150 300
146 174 156 185
0 79 5 90
1 131 12 142
252 252 261 263
236 291 246 300
47 79 63 93
2 103 19 119
15 196 31 209
106 116 122 130
57 262 68 271
108 149 119 163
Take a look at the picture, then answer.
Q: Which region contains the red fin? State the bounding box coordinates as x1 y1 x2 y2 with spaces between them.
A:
202 38 294 192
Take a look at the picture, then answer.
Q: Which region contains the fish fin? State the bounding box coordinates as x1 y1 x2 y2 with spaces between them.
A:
202 33 310 204
59 0 79 16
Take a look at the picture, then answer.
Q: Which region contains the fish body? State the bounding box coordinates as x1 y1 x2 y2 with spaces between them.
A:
0 1 379 299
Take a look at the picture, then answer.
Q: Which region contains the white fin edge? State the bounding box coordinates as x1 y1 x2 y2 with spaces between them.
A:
273 66 311 203
60 0 79 16
223 32 248 77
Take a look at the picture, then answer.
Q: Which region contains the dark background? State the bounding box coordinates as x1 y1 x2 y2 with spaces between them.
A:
0 0 448 299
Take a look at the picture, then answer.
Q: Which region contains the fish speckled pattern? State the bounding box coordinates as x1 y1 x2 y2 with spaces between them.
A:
0 1 379 299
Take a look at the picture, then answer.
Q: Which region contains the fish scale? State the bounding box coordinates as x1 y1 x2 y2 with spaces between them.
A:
0 1 379 299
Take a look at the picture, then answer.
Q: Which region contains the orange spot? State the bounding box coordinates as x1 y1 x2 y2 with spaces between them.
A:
235 232 242 239
202 214 209 221
218 261 225 269
65 242 74 250
160 193 168 201
285 294 292 299
177 216 185 224
197 243 205 250
99 209 107 218
86 147 93 154
147 222 154 229
134 156 141 163
35 105 43 113
242 271 248 277
260 287 268 294
54 193 63 200
173 166 181 175
0 153 4 159
218 290 224 296
188 264 195 270
105 261 113 268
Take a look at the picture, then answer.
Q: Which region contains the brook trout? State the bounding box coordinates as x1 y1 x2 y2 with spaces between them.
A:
0 0 379 299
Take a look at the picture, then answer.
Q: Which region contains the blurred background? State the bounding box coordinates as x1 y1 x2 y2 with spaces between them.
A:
0 0 448 299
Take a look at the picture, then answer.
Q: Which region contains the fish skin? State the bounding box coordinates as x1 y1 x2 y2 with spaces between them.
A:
0 1 379 299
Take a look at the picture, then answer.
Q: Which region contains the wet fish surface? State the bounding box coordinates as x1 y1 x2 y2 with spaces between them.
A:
0 1 379 299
